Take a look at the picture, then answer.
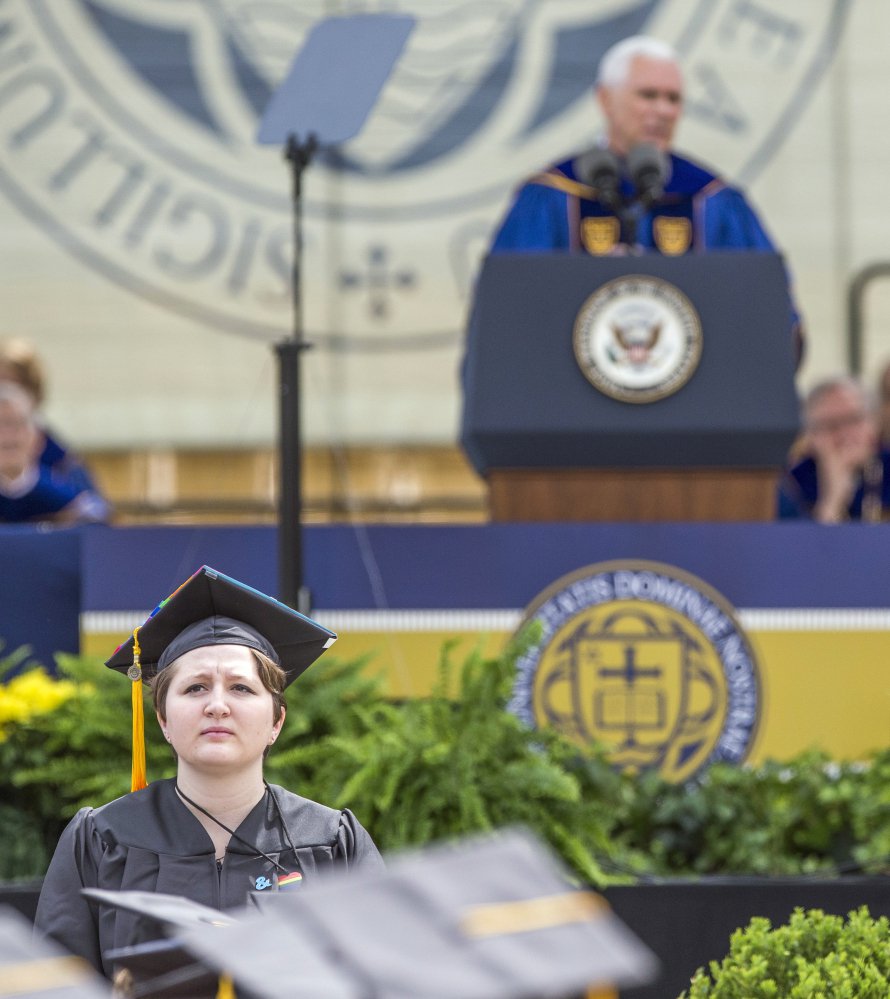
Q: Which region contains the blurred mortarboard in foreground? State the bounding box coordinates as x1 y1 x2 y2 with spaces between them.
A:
82 888 237 932
104 936 353 999
87 890 353 999
84 889 239 999
0 905 110 998
183 828 657 998
103 565 336 792
101 939 217 999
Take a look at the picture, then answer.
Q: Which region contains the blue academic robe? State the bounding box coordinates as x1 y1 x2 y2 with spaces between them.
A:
491 150 802 358
777 450 890 520
0 464 84 522
493 151 774 254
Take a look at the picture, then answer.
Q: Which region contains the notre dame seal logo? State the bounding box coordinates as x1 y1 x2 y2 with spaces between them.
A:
510 560 761 783
653 215 692 255
581 216 620 255
573 275 703 404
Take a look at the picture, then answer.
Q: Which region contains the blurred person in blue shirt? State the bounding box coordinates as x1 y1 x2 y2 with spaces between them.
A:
0 382 109 524
0 337 110 519
877 359 890 448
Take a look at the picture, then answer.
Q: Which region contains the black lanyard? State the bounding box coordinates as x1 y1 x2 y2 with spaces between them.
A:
175 782 300 875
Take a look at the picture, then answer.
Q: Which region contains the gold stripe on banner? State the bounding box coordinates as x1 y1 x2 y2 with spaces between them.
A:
746 630 890 762
82 611 890 760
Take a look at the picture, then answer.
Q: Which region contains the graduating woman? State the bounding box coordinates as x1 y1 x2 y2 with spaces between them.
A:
34 566 383 980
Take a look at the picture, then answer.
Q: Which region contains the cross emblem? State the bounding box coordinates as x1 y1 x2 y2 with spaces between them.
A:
339 244 416 319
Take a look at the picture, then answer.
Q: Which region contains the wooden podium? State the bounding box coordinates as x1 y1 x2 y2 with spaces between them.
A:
460 253 799 523
487 468 778 522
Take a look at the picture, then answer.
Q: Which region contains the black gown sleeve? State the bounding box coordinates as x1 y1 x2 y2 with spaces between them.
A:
335 808 385 872
33 807 105 971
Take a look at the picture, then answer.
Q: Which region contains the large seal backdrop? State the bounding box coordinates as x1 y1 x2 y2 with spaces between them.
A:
0 1 849 448
510 560 761 783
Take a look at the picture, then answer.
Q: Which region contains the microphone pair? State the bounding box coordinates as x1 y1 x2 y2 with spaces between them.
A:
574 143 667 210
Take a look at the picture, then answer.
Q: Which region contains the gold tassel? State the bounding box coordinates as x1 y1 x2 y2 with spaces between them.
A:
129 627 147 792
216 973 236 998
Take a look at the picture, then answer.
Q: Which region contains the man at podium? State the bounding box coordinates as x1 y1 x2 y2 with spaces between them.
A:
490 35 802 362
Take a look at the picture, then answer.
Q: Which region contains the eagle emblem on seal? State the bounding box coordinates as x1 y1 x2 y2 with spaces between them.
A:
610 319 663 366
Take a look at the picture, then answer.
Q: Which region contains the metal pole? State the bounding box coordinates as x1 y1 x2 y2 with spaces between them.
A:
277 134 316 613
276 337 306 611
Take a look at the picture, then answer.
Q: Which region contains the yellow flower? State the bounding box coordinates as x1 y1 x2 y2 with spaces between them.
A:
0 669 76 741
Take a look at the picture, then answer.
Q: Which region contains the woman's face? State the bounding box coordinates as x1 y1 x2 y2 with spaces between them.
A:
0 396 37 480
158 644 285 776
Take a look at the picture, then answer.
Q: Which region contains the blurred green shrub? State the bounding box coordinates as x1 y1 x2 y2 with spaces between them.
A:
681 906 890 998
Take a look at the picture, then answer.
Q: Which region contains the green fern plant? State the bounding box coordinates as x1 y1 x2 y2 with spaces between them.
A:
272 634 624 884
3 636 890 885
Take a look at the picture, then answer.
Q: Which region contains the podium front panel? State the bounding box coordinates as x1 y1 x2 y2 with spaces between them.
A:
460 252 800 474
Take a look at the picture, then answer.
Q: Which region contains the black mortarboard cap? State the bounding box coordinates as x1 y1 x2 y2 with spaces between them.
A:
104 937 356 999
167 828 657 998
101 939 217 999
0 905 111 998
104 565 336 686
104 566 337 792
86 889 354 999
82 888 237 932
84 889 238 999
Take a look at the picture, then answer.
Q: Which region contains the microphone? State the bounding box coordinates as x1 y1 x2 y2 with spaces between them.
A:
627 143 667 207
574 147 621 211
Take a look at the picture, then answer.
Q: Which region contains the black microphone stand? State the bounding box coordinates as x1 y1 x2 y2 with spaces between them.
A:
258 14 414 613
620 144 666 250
277 133 317 614
618 201 646 252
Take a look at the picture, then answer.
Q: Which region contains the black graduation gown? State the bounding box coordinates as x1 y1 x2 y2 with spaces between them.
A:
33 778 384 978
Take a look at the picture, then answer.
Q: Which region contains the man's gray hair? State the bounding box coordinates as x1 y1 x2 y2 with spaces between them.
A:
597 35 679 88
804 375 875 423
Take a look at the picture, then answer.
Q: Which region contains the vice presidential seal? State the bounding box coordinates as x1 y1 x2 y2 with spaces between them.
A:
510 560 761 783
573 276 702 403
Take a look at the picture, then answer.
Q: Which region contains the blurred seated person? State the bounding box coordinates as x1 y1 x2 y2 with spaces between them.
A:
490 35 803 363
0 337 109 509
0 383 109 524
878 358 890 447
777 376 890 523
